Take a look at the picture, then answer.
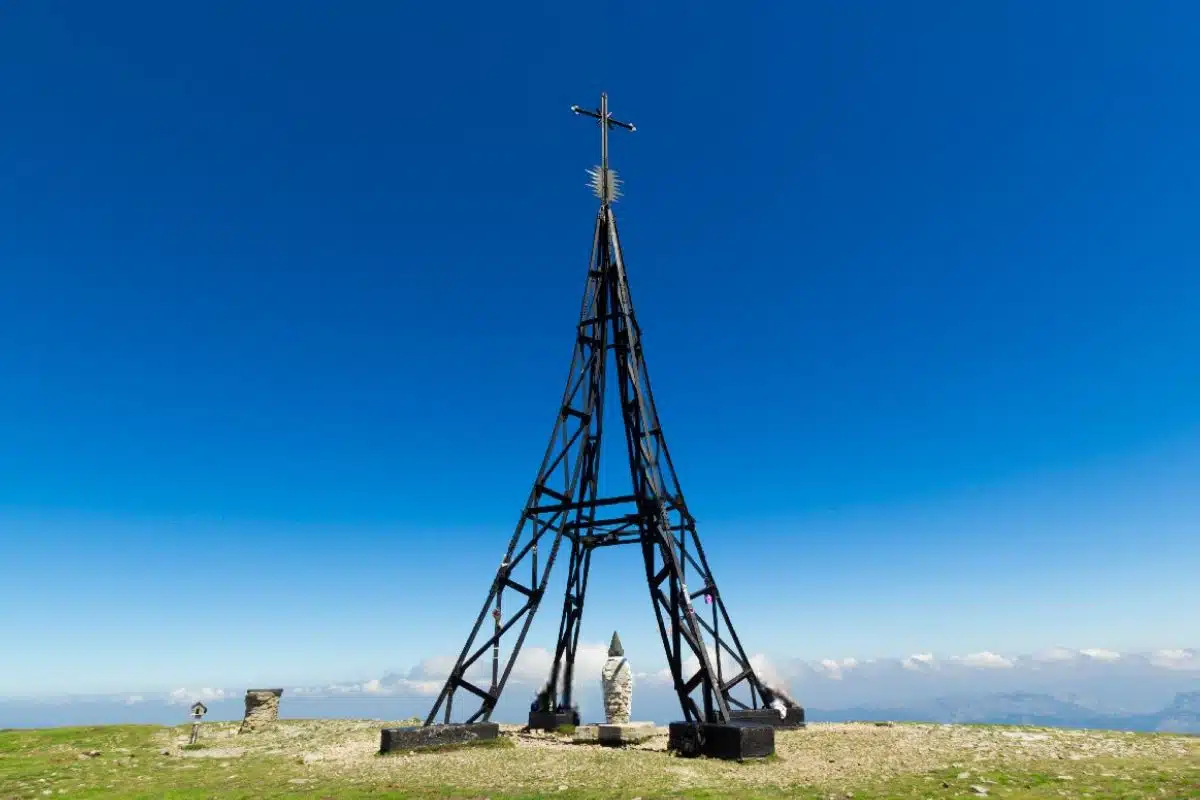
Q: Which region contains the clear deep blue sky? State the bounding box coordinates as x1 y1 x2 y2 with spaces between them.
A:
2 2 1198 696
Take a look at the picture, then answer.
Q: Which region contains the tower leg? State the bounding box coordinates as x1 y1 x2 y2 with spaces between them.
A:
528 539 591 729
423 212 610 727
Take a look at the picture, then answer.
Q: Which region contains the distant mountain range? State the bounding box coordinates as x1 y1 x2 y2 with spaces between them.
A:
811 690 1200 733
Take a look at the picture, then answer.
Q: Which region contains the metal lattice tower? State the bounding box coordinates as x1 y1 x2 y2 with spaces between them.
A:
424 93 791 728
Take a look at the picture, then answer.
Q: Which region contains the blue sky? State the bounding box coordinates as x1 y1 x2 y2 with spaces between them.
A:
1 1 1198 699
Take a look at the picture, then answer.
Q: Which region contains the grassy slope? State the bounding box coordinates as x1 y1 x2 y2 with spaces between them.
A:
0 720 1196 799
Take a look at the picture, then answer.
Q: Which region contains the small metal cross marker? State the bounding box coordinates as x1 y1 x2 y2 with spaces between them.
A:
571 93 635 205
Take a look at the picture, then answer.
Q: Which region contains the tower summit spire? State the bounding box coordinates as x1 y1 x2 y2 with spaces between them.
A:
571 93 635 205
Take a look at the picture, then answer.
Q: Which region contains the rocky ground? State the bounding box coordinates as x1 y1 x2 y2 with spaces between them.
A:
1 718 1196 798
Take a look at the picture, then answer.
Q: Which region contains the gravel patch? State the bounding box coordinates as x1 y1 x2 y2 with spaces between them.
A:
168 718 1197 795
178 747 246 759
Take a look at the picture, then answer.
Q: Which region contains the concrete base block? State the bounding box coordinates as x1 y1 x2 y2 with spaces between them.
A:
527 710 579 731
668 720 775 760
572 721 659 745
572 725 599 743
730 707 806 728
379 723 499 753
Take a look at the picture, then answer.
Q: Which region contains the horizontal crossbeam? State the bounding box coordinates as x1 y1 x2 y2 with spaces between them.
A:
530 494 638 515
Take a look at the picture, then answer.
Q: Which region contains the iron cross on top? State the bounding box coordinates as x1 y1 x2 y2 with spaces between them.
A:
570 93 635 170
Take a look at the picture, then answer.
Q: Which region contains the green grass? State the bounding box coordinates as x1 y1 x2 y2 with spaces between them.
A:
0 720 1195 799
554 723 577 735
859 759 1200 799
736 751 781 765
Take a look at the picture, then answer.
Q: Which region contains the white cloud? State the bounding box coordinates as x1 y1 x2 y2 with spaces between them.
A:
952 651 1013 669
511 643 610 687
1029 648 1121 664
311 677 442 697
354 679 431 696
325 683 365 694
574 644 612 681
398 680 443 696
167 688 228 705
406 655 461 682
647 666 673 684
402 643 610 691
55 643 1197 712
1149 649 1197 670
748 653 787 689
817 658 859 680
902 653 937 670
639 646 734 688
282 643 615 701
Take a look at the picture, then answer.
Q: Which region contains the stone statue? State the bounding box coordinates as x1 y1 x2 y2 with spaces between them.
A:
601 631 632 724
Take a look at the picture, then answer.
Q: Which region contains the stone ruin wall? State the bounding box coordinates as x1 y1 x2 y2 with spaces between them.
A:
238 688 283 733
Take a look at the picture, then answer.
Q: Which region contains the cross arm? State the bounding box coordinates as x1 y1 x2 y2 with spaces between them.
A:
571 104 636 132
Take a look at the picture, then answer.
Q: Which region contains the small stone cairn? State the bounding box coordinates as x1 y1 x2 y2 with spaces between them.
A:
238 688 283 734
601 631 632 724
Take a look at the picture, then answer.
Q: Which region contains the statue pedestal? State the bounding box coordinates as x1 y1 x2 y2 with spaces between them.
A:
572 721 659 745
